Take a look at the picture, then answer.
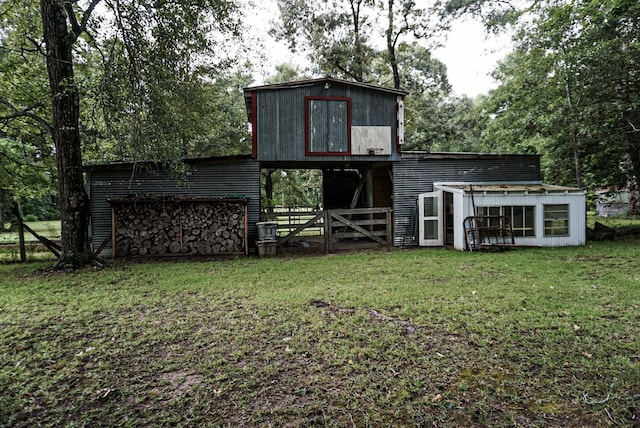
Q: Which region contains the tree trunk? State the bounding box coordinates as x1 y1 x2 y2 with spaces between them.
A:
263 169 275 218
12 202 26 262
625 150 640 216
386 0 401 89
561 54 582 189
40 0 94 268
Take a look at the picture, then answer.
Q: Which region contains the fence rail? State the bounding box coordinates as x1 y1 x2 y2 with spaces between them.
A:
0 219 61 261
276 207 393 251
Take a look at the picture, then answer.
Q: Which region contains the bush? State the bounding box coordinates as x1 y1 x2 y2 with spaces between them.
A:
22 214 38 222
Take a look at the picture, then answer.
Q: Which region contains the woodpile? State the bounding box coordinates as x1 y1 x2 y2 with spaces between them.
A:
111 197 247 257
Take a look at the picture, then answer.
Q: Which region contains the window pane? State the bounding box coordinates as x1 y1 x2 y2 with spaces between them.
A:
544 204 569 236
423 220 437 240
505 205 536 237
308 99 348 153
479 205 536 237
512 206 523 228
489 207 501 227
524 206 535 236
423 197 437 217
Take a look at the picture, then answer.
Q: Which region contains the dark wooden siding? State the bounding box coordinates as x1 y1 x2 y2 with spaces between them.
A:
255 81 401 162
393 154 542 246
86 158 261 257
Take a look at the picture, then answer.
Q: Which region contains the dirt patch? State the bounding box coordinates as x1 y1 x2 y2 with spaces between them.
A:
160 370 202 397
138 370 203 408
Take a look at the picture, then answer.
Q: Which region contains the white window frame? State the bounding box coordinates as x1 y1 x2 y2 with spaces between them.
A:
544 204 569 237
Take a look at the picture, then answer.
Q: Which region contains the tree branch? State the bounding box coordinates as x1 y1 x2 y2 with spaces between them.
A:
81 0 102 32
0 99 53 135
24 35 47 57
64 1 83 37
64 0 102 45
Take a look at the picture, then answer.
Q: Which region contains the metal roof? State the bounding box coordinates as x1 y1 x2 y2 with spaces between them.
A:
83 154 254 171
401 151 540 161
244 77 408 123
244 77 409 96
435 183 584 194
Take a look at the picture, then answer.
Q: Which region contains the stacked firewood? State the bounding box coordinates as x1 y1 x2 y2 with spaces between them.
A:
113 198 246 257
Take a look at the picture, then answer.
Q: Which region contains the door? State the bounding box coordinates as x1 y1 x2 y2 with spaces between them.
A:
418 191 443 246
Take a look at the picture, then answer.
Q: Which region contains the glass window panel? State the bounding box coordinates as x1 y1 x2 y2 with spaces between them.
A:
544 204 569 236
308 99 348 153
479 205 535 237
512 206 523 228
423 220 437 240
423 198 437 217
524 206 535 236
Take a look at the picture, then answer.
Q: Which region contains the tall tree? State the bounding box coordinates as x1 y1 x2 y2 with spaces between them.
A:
272 0 377 82
476 0 640 212
2 0 242 268
383 0 440 89
273 0 442 88
40 0 97 268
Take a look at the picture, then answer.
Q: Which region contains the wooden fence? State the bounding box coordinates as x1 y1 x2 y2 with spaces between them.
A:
276 207 392 251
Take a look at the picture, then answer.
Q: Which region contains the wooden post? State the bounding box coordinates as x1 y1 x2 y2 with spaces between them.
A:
244 204 249 256
178 203 184 253
386 208 392 246
111 205 116 257
325 210 333 252
12 202 26 262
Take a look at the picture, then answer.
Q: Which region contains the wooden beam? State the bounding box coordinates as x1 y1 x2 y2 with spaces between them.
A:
277 212 325 247
330 212 388 246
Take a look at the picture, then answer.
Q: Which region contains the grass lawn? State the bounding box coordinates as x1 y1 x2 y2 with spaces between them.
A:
1 241 639 426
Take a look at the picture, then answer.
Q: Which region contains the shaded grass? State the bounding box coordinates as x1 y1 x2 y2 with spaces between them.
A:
1 241 639 426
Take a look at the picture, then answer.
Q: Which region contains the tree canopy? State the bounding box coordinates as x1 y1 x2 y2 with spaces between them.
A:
0 0 248 267
475 0 640 212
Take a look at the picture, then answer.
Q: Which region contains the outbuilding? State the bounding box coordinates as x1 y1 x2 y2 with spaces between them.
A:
85 77 586 257
393 152 586 250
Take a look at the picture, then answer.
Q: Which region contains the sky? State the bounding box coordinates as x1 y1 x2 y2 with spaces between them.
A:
432 20 513 97
246 1 513 97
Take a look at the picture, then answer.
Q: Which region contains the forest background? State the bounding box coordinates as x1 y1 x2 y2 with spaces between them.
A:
1 0 639 267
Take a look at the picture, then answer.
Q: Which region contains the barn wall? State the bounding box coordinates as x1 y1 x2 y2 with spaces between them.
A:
255 81 401 162
86 158 261 257
393 154 542 246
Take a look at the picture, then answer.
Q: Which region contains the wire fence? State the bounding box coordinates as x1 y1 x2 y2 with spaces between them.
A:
0 208 61 261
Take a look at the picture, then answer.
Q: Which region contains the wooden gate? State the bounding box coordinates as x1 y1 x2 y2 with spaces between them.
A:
275 207 393 251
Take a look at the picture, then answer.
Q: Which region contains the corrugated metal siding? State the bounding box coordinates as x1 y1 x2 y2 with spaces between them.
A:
393 155 542 245
87 159 261 257
256 81 401 162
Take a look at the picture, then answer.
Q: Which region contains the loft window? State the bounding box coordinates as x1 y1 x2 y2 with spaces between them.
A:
544 204 569 236
305 97 351 155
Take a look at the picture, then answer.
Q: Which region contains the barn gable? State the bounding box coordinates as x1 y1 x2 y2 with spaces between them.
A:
244 77 407 166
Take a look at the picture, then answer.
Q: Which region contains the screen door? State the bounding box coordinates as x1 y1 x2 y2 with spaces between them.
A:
418 191 443 246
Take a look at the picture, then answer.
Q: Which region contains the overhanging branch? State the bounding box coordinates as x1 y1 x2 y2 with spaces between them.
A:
64 0 102 44
0 99 53 135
